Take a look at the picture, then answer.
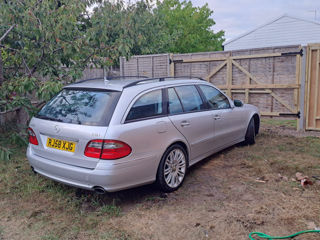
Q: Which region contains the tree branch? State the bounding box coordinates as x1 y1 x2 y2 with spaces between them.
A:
30 48 45 75
29 10 42 27
0 25 16 42
0 106 21 114
0 44 18 51
22 56 32 76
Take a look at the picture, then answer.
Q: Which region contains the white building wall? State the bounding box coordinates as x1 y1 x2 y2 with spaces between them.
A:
224 16 320 51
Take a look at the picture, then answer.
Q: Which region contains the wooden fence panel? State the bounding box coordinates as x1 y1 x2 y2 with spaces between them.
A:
79 68 104 80
120 54 170 77
306 44 320 130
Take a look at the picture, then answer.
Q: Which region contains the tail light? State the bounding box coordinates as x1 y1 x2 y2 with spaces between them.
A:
84 140 103 158
84 139 131 160
27 127 39 145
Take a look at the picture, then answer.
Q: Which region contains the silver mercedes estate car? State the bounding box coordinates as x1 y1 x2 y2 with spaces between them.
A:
27 77 260 193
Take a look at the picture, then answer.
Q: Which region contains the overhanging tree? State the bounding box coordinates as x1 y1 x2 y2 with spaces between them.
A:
0 0 225 120
155 0 224 53
0 0 135 117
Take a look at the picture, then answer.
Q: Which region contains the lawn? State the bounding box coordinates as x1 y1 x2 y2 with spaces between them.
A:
0 120 320 240
260 118 297 129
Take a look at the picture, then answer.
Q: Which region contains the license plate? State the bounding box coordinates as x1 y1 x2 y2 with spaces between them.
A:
46 137 76 152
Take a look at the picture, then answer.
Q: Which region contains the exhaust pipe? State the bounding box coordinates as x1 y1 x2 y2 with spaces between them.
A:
92 186 106 195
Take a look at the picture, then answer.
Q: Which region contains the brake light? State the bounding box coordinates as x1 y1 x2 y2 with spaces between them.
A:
84 140 131 160
27 127 39 145
84 139 103 158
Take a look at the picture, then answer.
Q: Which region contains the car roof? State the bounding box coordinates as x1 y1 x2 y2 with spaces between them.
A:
64 76 207 91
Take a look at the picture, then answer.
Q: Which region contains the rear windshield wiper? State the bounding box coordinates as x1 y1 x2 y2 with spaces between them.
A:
35 115 63 122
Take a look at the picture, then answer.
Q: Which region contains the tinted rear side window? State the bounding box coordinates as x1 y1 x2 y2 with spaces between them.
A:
175 85 205 112
126 89 163 121
36 89 120 126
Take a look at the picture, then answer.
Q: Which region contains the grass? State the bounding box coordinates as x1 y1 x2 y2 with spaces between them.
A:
0 147 127 239
276 136 320 160
0 226 4 240
41 234 60 240
98 202 121 217
261 118 297 129
0 123 320 240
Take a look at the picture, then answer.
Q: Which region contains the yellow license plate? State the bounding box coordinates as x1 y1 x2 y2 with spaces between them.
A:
46 137 76 152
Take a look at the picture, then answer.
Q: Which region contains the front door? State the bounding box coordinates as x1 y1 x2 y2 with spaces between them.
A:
198 84 242 149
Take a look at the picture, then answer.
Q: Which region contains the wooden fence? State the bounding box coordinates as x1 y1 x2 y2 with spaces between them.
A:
121 45 305 129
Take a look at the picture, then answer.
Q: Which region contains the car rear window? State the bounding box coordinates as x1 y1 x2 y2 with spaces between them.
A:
36 89 121 126
126 89 163 121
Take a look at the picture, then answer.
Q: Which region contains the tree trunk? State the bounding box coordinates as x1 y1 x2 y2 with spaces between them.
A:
0 49 3 86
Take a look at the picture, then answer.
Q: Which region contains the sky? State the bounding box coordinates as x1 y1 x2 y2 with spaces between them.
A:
191 0 320 41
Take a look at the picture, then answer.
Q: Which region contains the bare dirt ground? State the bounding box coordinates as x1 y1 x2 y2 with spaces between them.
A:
0 121 320 240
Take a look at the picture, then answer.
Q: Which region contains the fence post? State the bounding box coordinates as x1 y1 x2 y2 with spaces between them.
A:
169 53 174 77
299 47 307 131
226 56 232 97
119 57 124 76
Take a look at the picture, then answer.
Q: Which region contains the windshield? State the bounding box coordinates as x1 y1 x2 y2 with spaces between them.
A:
36 89 120 126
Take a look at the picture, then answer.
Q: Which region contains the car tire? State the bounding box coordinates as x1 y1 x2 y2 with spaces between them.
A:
156 144 188 193
244 118 255 145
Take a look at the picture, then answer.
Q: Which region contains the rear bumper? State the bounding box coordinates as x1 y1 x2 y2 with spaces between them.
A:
26 147 156 192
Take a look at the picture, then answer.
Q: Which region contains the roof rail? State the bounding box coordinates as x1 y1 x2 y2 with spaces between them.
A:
123 76 206 88
105 76 148 80
73 76 148 84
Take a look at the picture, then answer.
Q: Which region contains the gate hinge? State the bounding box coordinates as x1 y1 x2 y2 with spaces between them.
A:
281 49 303 57
279 111 300 118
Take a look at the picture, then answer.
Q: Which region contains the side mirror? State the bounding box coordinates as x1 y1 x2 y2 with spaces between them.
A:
234 99 243 107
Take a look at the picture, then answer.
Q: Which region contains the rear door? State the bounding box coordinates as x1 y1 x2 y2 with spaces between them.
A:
167 85 214 160
29 88 120 169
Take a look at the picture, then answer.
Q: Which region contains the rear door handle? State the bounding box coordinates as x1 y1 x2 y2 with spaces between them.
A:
213 115 221 120
180 121 190 127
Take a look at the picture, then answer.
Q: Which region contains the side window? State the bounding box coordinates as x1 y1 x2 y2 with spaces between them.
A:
199 85 231 110
175 85 205 112
126 90 163 121
168 88 183 114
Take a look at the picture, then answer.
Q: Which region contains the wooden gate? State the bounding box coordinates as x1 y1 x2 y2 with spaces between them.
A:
306 44 320 130
171 47 302 119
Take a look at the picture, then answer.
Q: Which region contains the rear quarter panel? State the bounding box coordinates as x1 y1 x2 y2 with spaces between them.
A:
105 117 189 184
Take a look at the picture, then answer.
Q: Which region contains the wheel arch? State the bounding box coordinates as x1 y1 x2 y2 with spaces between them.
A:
170 141 189 162
157 139 190 173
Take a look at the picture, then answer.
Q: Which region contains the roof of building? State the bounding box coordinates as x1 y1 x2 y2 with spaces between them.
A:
223 14 320 46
